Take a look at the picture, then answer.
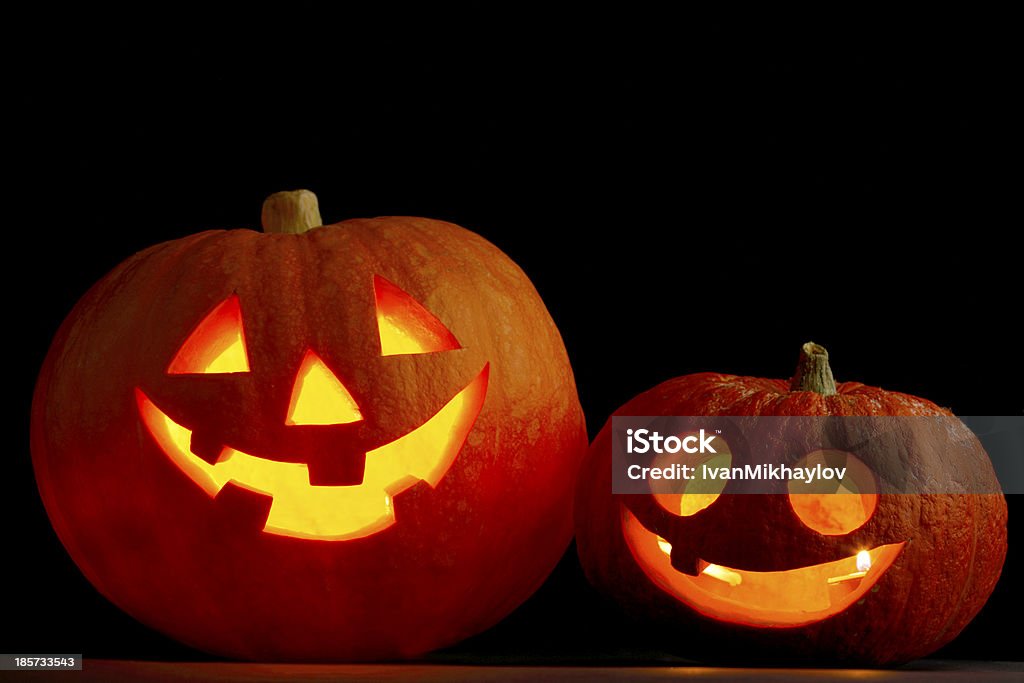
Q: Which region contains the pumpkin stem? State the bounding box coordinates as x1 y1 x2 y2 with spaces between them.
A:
789 342 838 395
261 190 323 234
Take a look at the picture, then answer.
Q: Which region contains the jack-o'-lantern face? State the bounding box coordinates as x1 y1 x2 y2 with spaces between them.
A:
622 445 906 627
34 205 591 661
575 348 1007 666
136 275 488 541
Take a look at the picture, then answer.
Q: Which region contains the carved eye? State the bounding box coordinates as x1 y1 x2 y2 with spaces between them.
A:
168 295 250 374
788 450 878 535
653 433 732 517
374 275 461 356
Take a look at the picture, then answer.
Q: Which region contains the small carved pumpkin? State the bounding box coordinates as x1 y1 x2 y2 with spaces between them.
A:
575 343 1006 666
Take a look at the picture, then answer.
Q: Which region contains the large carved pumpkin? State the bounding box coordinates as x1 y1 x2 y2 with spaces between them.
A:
32 190 587 660
575 343 1006 666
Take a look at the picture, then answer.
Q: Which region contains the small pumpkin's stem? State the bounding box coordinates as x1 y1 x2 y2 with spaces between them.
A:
789 342 837 395
261 190 323 234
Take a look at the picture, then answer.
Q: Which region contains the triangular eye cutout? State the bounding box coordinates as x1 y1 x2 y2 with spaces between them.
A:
168 295 250 374
286 350 363 426
374 275 461 356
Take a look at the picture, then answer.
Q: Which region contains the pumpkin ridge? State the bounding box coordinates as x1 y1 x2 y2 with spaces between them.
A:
927 491 979 656
881 493 924 661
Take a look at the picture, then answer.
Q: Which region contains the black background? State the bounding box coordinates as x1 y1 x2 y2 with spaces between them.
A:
7 10 1020 663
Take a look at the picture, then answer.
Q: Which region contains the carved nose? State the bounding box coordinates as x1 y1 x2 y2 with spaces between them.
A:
285 349 363 426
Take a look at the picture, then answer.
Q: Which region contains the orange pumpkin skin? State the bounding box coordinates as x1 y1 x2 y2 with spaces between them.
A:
575 363 1007 666
32 216 587 660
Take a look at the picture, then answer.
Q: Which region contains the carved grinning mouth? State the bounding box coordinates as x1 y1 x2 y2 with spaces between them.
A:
136 365 488 541
622 507 905 627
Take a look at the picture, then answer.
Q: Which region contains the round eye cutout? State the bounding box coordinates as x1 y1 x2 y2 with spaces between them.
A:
168 295 250 374
653 433 732 517
788 450 878 536
374 275 461 356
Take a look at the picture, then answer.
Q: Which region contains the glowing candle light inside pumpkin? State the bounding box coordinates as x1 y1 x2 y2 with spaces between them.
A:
856 549 871 573
827 549 873 585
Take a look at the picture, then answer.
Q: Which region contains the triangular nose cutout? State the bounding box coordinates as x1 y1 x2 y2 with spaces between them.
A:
286 350 363 426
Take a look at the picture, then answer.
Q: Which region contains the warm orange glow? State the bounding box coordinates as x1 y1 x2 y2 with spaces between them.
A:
789 492 878 536
374 275 461 356
285 350 363 426
135 364 488 540
653 435 731 517
168 295 250 374
654 491 722 517
788 450 878 535
623 506 904 627
702 563 743 587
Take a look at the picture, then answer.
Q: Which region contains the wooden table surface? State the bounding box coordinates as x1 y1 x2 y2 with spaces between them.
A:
3 659 1020 682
